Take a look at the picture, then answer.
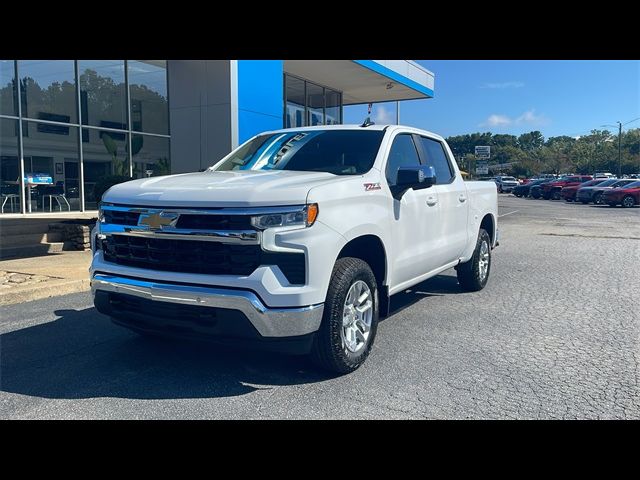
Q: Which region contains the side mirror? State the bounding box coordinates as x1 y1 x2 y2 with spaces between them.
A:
392 165 436 199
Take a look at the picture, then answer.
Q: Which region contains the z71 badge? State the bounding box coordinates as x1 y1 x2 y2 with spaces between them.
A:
363 183 381 191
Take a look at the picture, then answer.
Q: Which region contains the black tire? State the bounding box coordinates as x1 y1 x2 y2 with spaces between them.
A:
580 200 589 204
622 195 636 208
498 186 503 193
565 197 573 202
456 229 491 292
310 257 379 374
593 192 603 204
552 190 561 200
531 190 541 199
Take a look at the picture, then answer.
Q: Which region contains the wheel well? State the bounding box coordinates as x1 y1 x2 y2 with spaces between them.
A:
480 214 495 244
338 235 386 286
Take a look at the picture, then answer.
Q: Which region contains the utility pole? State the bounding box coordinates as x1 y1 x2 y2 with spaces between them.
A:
396 101 400 125
617 121 622 178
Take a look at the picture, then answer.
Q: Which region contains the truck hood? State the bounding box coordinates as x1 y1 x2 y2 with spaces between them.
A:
102 170 340 207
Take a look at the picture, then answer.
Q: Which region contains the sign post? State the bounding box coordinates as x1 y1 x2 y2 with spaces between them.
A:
475 146 491 176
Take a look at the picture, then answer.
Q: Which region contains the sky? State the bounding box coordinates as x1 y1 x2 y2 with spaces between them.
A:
344 60 640 140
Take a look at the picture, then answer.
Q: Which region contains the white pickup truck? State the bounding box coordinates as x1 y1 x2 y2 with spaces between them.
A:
91 125 498 373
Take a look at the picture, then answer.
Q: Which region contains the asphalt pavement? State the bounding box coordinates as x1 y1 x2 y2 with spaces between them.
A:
1 196 639 419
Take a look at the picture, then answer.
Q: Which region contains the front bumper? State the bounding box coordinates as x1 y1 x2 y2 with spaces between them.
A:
91 273 324 338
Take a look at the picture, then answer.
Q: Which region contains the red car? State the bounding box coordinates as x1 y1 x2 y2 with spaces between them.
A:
601 181 640 207
541 175 593 200
560 179 605 202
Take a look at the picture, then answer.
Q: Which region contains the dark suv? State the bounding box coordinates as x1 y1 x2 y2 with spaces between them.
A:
540 175 592 200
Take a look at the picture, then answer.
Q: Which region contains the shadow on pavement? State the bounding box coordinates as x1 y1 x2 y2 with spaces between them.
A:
0 306 333 400
385 273 462 319
0 274 463 401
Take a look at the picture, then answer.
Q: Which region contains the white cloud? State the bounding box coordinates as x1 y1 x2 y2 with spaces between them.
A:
481 81 525 89
515 109 549 127
480 114 512 127
373 105 393 124
479 109 549 128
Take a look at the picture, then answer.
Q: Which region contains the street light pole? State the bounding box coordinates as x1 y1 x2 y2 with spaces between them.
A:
617 121 622 178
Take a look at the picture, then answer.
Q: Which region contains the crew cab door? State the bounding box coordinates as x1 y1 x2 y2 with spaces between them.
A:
415 136 469 262
385 133 442 287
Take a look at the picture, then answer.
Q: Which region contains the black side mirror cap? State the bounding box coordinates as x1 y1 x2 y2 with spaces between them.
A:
392 165 436 199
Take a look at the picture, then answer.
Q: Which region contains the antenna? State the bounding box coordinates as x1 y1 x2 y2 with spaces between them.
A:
361 103 375 127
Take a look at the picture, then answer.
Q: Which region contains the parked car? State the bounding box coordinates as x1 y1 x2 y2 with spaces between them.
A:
602 181 640 207
494 176 519 193
540 175 593 200
513 179 549 198
90 124 498 374
529 181 553 199
560 179 606 202
577 178 637 204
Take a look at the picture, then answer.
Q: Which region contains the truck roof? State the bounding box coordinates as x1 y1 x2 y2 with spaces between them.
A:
263 124 446 142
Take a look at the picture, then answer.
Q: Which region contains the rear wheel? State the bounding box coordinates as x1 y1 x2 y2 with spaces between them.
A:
622 195 636 208
552 190 561 200
457 229 491 292
311 257 379 374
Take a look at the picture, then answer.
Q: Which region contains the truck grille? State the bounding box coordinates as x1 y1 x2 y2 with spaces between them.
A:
102 235 305 284
103 210 252 230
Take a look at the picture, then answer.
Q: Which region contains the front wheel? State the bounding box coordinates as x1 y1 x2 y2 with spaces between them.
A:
310 257 379 374
594 192 603 204
457 228 492 292
552 190 562 200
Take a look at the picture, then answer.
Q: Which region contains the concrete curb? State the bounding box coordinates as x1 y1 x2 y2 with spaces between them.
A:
0 278 91 307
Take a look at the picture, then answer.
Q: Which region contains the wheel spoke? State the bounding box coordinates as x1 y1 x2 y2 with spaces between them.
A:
355 318 370 333
355 328 366 344
356 300 372 314
357 290 370 306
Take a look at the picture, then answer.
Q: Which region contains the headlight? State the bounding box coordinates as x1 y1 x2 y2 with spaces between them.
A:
251 204 318 230
97 202 112 223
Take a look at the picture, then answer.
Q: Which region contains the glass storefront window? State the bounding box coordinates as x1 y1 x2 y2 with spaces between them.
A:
82 128 129 210
1 60 16 117
285 76 306 128
325 89 341 125
132 134 170 179
79 60 127 130
21 121 80 212
19 60 77 123
307 83 324 126
1 118 21 213
0 60 171 214
284 74 342 128
128 60 168 135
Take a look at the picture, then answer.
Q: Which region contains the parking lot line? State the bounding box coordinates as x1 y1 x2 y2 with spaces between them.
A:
499 210 519 218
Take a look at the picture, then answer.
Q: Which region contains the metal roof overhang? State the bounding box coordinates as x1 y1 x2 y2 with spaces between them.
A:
283 60 434 105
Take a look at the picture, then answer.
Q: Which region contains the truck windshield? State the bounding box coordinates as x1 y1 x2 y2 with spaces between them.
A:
211 130 385 175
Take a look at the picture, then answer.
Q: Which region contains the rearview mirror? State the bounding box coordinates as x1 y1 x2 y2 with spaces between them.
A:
392 165 436 199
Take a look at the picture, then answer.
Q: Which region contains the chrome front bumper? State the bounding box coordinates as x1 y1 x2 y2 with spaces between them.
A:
91 273 324 337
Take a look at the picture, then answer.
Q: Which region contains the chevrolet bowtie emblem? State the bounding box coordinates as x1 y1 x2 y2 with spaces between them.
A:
138 212 179 230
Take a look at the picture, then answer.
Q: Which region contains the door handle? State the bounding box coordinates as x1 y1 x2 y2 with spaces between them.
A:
458 194 467 203
426 196 438 206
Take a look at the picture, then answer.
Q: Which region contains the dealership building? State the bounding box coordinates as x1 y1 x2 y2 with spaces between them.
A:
0 60 434 216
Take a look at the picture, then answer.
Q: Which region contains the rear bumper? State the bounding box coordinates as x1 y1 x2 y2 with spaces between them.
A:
91 273 324 339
